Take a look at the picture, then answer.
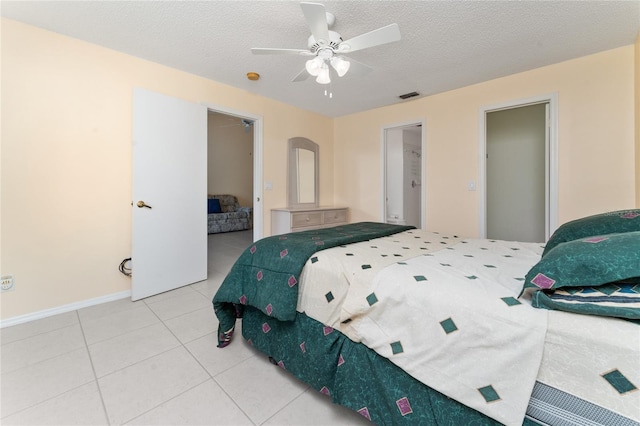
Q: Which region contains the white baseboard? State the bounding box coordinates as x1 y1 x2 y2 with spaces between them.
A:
0 290 132 329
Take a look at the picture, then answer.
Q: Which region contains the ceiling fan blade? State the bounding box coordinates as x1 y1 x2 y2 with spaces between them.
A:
291 68 310 82
251 48 312 55
343 57 373 77
338 23 401 53
300 2 330 45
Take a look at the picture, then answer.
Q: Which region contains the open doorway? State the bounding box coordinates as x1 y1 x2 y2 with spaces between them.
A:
478 94 558 242
381 122 425 229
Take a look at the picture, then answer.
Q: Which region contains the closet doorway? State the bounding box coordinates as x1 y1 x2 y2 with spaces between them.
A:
479 94 558 243
381 121 425 229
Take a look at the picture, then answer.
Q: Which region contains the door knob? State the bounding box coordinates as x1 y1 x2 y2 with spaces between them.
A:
137 201 152 209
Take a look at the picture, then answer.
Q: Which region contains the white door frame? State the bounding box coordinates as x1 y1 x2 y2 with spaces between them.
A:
380 119 427 229
202 102 263 241
478 93 558 240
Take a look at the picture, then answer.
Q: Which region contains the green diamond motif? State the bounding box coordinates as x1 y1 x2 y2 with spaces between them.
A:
325 292 334 303
390 341 404 355
478 385 501 403
484 264 496 268
397 262 407 265
311 256 319 263
466 275 478 280
602 369 637 394
361 264 372 270
366 293 378 306
501 297 521 306
414 275 427 282
440 318 458 334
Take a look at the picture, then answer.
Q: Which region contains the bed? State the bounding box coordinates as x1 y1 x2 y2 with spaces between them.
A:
213 212 640 425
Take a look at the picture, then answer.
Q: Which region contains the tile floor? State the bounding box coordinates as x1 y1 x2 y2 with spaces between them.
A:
0 231 369 425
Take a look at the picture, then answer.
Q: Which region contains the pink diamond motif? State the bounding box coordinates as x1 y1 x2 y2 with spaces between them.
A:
621 212 640 219
357 407 371 421
277 360 285 369
300 342 306 353
239 295 247 305
288 276 298 287
280 249 288 258
320 386 330 396
261 323 271 333
337 354 345 366
250 245 257 254
396 397 413 416
583 236 609 243
266 304 273 316
247 338 253 346
531 273 556 289
256 270 263 281
323 326 334 336
315 241 325 246
279 236 288 240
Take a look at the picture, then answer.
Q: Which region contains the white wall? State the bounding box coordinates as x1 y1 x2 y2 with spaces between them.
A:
403 130 422 228
385 129 404 221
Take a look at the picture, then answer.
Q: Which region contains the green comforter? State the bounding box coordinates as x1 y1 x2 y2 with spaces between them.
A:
213 222 414 347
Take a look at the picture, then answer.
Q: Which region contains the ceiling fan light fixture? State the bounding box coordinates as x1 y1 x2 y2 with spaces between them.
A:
330 56 350 77
316 64 331 84
305 57 323 76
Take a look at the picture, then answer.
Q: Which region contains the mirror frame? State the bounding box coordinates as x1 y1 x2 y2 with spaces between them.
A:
287 137 319 209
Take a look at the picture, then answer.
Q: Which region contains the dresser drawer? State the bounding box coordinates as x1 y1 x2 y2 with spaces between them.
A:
323 209 347 224
291 211 323 228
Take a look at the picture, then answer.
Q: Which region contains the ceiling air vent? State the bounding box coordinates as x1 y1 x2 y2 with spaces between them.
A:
398 91 420 100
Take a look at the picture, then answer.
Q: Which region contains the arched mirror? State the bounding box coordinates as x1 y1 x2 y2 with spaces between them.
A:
288 137 319 208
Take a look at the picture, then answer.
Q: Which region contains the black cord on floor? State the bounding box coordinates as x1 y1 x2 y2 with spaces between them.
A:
119 258 132 277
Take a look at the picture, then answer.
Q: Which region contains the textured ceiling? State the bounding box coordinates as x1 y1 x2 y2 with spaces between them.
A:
2 1 639 118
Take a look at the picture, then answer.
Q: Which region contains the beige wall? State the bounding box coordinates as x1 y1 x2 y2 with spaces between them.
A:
207 113 253 207
0 17 637 322
0 19 333 320
335 45 636 237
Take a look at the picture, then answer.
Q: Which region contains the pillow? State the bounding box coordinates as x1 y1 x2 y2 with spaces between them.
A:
523 231 640 293
542 209 640 256
208 198 222 214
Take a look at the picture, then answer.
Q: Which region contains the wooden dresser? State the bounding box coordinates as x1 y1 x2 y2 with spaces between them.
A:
271 207 348 235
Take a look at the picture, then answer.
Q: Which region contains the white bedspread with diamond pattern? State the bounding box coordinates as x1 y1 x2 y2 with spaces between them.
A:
297 229 547 425
296 229 640 425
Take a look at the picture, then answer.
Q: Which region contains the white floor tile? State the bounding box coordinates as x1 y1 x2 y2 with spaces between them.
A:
264 388 370 425
185 332 256 377
1 381 108 426
144 291 211 321
0 311 78 346
125 379 253 426
163 307 217 344
88 323 180 378
98 346 209 425
191 271 226 299
77 297 141 323
0 348 95 417
214 355 309 425
80 303 160 345
1 324 85 374
142 285 198 305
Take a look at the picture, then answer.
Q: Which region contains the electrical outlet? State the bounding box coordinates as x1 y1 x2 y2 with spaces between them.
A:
1 275 15 292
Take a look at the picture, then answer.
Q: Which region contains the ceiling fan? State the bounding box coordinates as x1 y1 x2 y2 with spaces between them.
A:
251 2 401 85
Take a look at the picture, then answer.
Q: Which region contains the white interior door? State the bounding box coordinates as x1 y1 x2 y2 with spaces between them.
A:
132 88 207 300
